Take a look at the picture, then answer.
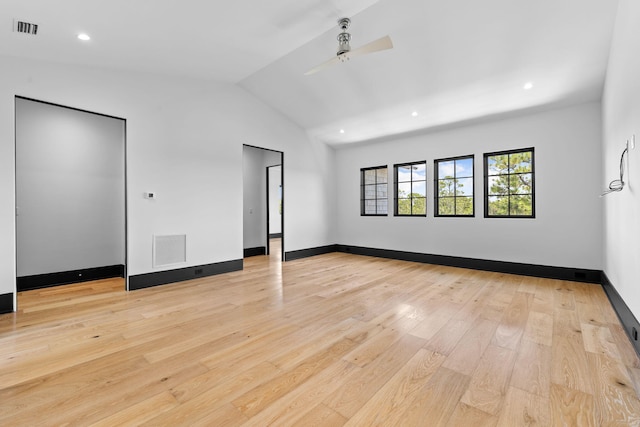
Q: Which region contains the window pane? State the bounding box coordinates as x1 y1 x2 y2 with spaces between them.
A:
376 168 388 183
509 173 532 194
398 182 411 198
456 197 474 215
377 200 388 214
397 166 412 182
456 158 473 178
397 198 411 215
364 169 376 184
488 195 509 216
510 195 532 216
438 161 455 179
511 151 532 173
488 176 508 195
412 197 426 215
487 154 508 175
363 184 376 200
412 163 426 180
438 197 455 215
438 178 455 197
456 178 473 196
377 183 387 198
364 200 376 214
412 181 426 198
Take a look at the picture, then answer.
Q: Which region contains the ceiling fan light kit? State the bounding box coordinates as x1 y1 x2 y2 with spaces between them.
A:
305 17 393 75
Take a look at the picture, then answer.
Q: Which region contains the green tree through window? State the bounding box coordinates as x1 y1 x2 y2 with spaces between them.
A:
394 161 427 216
435 155 474 216
484 148 535 217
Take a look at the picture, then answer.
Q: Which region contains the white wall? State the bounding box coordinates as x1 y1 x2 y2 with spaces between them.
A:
0 56 336 306
269 165 282 235
15 98 125 276
602 0 640 320
335 103 603 269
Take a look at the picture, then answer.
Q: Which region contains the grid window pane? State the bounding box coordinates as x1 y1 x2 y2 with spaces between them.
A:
435 155 474 217
394 161 427 216
412 181 426 198
456 197 474 215
484 148 534 218
398 182 412 198
412 163 426 180
488 195 508 216
510 195 532 216
456 178 473 196
361 166 388 215
488 176 508 195
377 168 388 183
438 161 455 179
456 158 473 177
412 198 426 215
438 197 455 215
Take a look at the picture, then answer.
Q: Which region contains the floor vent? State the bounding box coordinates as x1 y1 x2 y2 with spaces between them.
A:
153 234 187 267
13 20 39 35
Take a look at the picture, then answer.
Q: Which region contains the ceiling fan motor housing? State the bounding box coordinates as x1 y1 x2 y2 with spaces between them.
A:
337 32 351 55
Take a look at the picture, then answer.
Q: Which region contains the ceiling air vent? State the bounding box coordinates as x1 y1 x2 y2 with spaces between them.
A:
13 19 39 35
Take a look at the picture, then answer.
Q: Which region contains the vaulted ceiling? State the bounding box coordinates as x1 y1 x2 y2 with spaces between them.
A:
1 0 619 145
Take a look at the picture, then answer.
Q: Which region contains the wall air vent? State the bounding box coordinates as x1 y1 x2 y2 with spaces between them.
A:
153 234 187 268
13 19 39 35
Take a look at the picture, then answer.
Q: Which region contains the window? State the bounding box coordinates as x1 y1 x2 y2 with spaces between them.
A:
484 148 535 218
394 161 426 216
434 155 474 216
361 166 388 216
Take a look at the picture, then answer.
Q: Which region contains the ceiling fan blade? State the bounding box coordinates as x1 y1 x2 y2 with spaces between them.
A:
304 36 393 76
304 55 341 75
349 35 393 58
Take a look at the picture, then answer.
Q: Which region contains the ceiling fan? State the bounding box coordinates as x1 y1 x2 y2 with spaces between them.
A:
304 17 393 75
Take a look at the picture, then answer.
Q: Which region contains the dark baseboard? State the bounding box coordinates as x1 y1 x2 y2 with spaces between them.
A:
0 293 13 314
335 245 602 284
284 244 339 261
601 272 640 358
244 247 267 258
269 233 282 239
129 259 243 291
17 264 125 292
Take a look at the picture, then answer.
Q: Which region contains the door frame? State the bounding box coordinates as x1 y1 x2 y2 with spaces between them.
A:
14 95 128 299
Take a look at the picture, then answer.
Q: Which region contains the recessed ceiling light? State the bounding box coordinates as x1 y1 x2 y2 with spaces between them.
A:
77 33 91 41
523 82 534 90
411 111 418 117
339 129 345 134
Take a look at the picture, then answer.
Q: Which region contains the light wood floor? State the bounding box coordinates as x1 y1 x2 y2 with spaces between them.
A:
1 244 639 426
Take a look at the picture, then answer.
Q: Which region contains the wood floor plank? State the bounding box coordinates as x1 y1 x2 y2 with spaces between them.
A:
0 249 637 425
587 352 640 426
395 367 471 427
323 334 426 419
549 383 597 427
496 386 550 427
344 349 446 426
510 338 552 398
441 318 498 375
460 344 517 415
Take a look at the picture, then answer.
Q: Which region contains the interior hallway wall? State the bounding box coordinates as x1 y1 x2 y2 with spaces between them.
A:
602 0 640 321
15 98 125 277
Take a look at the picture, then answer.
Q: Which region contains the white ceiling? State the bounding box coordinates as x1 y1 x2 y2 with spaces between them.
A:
1 0 620 145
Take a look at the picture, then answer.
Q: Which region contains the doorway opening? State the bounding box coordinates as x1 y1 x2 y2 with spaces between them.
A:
242 145 283 261
14 96 127 302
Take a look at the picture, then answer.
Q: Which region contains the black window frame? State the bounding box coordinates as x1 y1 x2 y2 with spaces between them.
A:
394 160 427 217
360 165 389 216
483 147 535 218
434 154 475 217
